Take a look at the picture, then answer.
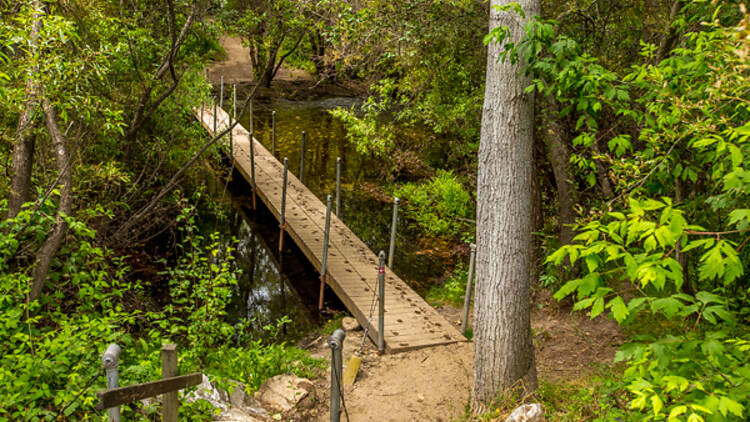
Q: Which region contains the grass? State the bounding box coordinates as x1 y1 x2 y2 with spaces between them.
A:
427 261 470 307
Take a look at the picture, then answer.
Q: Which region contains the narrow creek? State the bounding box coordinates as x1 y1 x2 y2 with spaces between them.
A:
201 96 447 342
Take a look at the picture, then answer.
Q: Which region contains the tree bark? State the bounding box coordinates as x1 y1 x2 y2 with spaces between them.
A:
30 98 73 301
7 0 42 220
544 99 577 246
656 0 684 62
472 0 539 412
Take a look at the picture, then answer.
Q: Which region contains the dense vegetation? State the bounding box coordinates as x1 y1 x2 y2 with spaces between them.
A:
1 0 748 420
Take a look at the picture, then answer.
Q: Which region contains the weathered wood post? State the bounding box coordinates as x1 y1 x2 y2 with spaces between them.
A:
250 131 256 210
336 157 342 218
328 329 346 422
299 131 307 184
388 198 399 268
271 110 277 157
279 157 289 255
319 195 333 311
161 344 178 422
378 250 386 352
102 344 121 422
461 243 477 336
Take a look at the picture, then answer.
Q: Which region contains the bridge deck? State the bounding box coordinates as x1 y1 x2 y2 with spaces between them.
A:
196 105 465 352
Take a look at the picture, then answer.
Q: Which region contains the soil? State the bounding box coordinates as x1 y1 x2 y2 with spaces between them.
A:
288 288 623 422
207 36 366 101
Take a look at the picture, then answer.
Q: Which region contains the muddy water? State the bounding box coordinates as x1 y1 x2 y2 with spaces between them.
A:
206 97 446 341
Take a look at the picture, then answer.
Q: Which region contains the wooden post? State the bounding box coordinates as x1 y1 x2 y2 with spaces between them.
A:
161 344 178 422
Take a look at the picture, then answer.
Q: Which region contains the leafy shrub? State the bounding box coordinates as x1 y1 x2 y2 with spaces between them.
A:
394 170 474 239
427 261 470 307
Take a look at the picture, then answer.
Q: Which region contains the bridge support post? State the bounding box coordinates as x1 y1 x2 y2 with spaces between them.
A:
271 110 277 157
336 157 342 218
279 158 289 255
250 131 256 210
102 344 121 422
388 198 399 268
319 195 333 311
461 243 477 336
378 251 386 353
299 131 306 184
328 329 346 422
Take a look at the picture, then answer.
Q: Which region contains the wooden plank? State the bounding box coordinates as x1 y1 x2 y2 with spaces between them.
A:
96 373 202 410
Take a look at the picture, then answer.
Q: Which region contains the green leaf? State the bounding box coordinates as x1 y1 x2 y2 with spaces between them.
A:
718 396 744 417
651 394 664 415
590 297 605 318
608 296 628 323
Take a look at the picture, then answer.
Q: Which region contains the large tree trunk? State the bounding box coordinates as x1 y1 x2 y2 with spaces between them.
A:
7 0 42 220
471 0 539 412
30 98 73 301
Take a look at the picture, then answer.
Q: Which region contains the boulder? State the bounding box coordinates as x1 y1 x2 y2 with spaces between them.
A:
255 374 316 412
504 403 544 422
183 374 270 421
341 317 361 331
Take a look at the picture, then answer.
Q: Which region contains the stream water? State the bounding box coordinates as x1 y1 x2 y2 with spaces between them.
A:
201 96 446 342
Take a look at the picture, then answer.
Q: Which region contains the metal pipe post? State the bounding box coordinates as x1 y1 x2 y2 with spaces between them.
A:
279 158 289 255
102 344 121 422
250 131 256 210
377 250 386 353
335 157 342 218
299 131 306 184
461 243 477 336
319 195 332 311
388 198 399 268
249 99 253 133
271 110 277 157
213 97 217 136
328 329 346 422
200 99 204 124
231 84 236 157
219 75 224 109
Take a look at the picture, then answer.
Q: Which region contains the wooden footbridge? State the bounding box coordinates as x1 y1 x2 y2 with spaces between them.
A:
195 105 465 352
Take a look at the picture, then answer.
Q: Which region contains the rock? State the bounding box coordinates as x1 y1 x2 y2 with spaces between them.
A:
216 408 266 422
504 403 544 422
255 374 316 413
183 374 270 421
342 317 361 331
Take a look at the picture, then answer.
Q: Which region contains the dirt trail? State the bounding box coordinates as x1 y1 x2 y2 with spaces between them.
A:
207 36 313 85
294 291 622 422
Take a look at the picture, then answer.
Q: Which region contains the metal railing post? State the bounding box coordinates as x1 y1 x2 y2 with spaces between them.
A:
213 97 217 136
102 344 121 422
299 131 306 184
249 99 253 134
279 157 288 255
319 195 332 311
161 344 178 422
271 110 277 157
335 157 342 218
231 84 236 158
378 251 386 352
388 198 399 268
461 243 477 336
219 75 224 109
250 131 256 210
328 329 346 422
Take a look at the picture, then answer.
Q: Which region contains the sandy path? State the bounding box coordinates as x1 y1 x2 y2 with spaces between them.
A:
208 36 313 84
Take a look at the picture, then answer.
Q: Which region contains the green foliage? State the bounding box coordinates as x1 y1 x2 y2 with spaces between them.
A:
394 170 474 239
427 261 470 307
0 203 322 420
535 6 750 420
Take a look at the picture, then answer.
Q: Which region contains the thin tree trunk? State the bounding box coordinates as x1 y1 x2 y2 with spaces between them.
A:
7 0 42 220
656 0 684 62
592 140 613 197
472 0 539 412
544 99 577 246
30 98 73 301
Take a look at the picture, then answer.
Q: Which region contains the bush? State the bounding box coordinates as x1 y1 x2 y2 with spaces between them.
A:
394 170 474 239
